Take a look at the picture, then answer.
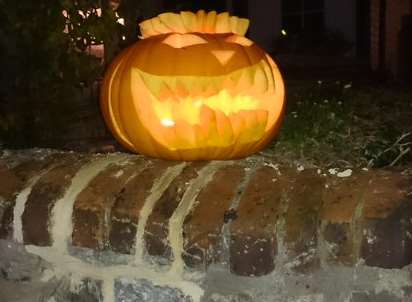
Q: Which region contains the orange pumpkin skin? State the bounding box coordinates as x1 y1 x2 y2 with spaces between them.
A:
100 11 285 160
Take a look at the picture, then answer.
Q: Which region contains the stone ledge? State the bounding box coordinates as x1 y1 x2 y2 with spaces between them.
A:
0 149 412 301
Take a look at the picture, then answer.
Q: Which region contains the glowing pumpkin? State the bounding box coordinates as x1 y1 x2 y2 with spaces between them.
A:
100 10 285 160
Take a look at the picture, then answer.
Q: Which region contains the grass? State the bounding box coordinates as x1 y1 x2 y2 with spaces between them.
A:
263 81 412 169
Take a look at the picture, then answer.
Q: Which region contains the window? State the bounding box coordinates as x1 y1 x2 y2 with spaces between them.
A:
282 0 324 34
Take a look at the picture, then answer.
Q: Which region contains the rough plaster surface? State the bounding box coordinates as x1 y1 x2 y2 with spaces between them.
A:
115 278 192 302
1 239 411 302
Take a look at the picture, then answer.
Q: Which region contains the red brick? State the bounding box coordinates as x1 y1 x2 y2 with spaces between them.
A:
284 170 325 273
182 165 245 268
360 170 412 268
230 166 281 276
383 0 412 76
320 172 370 265
144 162 208 260
22 154 88 246
108 160 175 254
0 157 58 239
72 158 145 250
0 164 25 239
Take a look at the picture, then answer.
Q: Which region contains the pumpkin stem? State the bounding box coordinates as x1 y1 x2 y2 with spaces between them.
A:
139 10 250 39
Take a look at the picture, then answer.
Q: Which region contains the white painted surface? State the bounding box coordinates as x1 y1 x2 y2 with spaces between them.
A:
13 172 50 243
50 154 127 253
26 245 204 302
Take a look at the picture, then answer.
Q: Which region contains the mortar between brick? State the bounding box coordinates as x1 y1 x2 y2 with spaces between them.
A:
26 245 204 302
169 161 230 275
220 160 260 269
134 162 187 264
13 169 51 243
50 154 128 253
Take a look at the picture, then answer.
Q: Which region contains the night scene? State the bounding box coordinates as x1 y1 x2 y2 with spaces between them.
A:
0 1 411 301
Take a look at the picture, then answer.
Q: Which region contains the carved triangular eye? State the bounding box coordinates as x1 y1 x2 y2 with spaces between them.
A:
211 50 235 66
161 33 208 48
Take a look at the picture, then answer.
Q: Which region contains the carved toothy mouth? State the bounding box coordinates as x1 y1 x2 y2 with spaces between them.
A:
127 66 283 150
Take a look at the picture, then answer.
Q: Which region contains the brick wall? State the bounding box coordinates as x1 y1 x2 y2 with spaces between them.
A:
370 0 412 76
385 0 411 76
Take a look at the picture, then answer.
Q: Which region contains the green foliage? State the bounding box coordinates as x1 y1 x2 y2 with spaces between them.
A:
270 82 412 168
0 0 119 146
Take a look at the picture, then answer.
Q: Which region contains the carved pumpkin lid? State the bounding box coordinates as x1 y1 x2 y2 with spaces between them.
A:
139 10 250 39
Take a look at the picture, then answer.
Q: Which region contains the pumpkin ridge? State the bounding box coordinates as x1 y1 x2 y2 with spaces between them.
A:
139 10 250 39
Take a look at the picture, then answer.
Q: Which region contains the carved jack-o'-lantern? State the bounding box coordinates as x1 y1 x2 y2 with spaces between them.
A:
100 10 285 160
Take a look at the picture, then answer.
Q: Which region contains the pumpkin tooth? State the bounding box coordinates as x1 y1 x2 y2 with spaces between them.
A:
197 76 219 96
228 69 243 86
236 111 264 156
254 110 269 135
153 117 178 149
203 83 220 97
193 123 208 148
188 80 206 96
253 66 269 93
221 76 237 92
215 109 234 145
199 106 219 146
204 11 217 33
162 77 179 96
174 118 197 149
229 113 245 143
216 12 230 33
158 82 176 100
237 67 254 90
175 80 190 98
239 110 259 144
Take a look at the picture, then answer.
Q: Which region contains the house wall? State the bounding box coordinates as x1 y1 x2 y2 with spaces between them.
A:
324 0 357 44
247 0 282 52
370 0 412 76
384 0 411 76
245 0 360 54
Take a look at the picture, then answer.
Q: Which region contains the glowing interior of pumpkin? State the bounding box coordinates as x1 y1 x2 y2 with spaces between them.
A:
129 61 283 151
154 91 259 127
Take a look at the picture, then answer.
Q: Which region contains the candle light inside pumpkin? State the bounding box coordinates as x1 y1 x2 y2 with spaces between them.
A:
161 118 175 127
